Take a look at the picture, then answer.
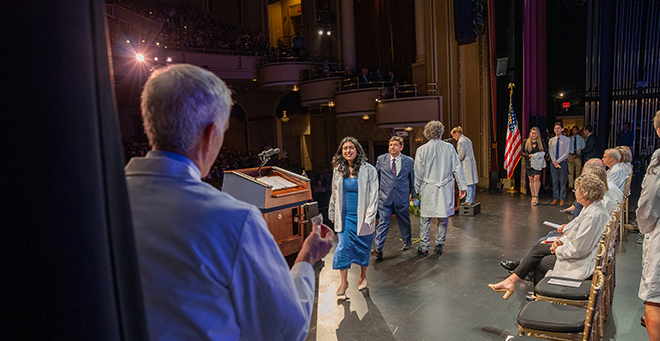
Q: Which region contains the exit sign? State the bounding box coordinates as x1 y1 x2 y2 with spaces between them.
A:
562 102 570 108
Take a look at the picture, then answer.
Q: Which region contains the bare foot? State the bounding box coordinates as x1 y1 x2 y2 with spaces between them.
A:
489 278 514 291
336 281 349 296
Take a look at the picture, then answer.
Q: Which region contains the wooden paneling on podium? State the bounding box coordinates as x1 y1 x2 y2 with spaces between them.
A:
223 166 316 256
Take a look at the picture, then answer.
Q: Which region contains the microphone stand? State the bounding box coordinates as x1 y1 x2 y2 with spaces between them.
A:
258 153 272 178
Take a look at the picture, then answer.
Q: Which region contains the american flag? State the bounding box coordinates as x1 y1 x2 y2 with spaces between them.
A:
504 94 521 179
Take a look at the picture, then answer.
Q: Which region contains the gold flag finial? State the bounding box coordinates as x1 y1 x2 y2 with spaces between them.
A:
508 83 515 90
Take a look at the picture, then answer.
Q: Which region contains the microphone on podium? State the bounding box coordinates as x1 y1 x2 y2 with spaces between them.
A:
259 148 281 157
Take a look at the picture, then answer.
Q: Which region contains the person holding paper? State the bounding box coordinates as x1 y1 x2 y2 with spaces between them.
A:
521 127 546 206
638 110 660 341
489 174 608 299
125 64 335 340
329 137 378 296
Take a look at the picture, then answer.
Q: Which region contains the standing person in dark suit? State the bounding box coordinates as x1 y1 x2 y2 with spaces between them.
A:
373 136 417 260
582 125 598 161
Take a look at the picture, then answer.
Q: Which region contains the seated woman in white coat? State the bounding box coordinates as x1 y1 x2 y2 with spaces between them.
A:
329 137 378 296
451 126 479 205
488 174 609 299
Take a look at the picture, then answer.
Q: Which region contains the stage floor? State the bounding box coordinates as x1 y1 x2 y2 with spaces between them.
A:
306 186 647 340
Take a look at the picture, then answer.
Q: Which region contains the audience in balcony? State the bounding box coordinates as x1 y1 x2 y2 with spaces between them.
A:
108 0 268 54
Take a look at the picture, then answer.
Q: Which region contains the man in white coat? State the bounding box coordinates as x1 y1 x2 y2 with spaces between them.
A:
638 111 660 340
451 126 479 205
124 64 334 340
414 121 467 256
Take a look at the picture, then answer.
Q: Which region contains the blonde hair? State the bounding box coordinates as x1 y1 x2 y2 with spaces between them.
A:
582 164 609 192
575 174 606 203
450 126 463 135
524 127 544 153
618 146 632 163
655 110 660 129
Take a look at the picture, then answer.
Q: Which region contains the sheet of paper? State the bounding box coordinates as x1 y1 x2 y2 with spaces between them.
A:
258 176 298 190
545 237 558 242
543 221 563 229
547 279 582 288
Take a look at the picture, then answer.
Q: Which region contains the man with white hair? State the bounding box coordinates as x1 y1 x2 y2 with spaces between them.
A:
124 64 334 340
602 148 628 192
414 120 467 256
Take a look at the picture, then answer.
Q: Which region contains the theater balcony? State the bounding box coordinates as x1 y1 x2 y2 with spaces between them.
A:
258 62 322 91
299 76 342 107
375 84 442 128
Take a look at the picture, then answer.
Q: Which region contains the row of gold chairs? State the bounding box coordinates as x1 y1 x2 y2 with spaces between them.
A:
511 199 624 340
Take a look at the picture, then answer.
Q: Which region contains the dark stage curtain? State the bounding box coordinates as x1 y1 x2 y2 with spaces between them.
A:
0 0 148 339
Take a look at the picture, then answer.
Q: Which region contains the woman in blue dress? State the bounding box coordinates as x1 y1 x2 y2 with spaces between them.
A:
329 137 378 296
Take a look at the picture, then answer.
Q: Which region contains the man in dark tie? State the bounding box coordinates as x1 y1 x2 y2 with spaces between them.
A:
567 125 585 189
372 136 417 260
582 125 598 161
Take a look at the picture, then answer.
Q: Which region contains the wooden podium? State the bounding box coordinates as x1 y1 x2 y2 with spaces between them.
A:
223 166 316 256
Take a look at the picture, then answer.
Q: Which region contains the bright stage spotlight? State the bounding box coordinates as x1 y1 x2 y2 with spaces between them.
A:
154 57 159 61
136 54 144 61
166 57 172 63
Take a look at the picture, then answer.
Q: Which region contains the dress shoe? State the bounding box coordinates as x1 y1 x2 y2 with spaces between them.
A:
374 248 383 260
525 291 536 301
336 282 349 296
358 279 368 291
434 245 443 255
559 200 565 206
550 199 559 205
500 260 519 271
417 248 428 256
488 282 515 300
400 243 411 251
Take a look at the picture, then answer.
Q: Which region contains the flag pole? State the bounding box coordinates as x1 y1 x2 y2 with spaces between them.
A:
507 83 517 193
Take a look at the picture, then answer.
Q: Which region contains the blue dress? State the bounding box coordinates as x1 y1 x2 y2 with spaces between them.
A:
332 176 374 270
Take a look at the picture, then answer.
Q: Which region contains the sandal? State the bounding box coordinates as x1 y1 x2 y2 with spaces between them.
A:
531 196 538 206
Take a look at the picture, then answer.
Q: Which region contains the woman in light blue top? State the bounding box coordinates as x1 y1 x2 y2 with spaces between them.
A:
329 137 378 296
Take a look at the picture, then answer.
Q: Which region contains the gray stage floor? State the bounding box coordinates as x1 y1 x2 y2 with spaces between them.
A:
306 187 648 340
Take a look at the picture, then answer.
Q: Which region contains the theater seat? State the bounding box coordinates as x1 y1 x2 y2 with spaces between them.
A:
517 301 586 333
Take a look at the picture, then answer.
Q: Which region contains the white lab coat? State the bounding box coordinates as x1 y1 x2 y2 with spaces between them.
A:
548 200 609 280
603 179 623 215
457 135 479 185
328 163 378 236
414 139 468 218
125 151 314 341
607 162 628 192
638 149 660 303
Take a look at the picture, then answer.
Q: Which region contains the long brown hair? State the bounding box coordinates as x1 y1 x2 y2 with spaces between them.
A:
331 137 367 178
524 127 544 153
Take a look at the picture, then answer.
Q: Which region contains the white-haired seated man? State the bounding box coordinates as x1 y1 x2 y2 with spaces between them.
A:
124 64 334 340
602 148 628 192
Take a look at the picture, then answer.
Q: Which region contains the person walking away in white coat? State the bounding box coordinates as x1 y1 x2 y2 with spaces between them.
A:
414 121 467 256
638 110 660 341
451 126 479 204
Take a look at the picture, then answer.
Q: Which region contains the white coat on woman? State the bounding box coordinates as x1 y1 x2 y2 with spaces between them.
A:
548 200 609 280
414 139 467 218
457 135 479 186
638 149 660 303
328 163 379 236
